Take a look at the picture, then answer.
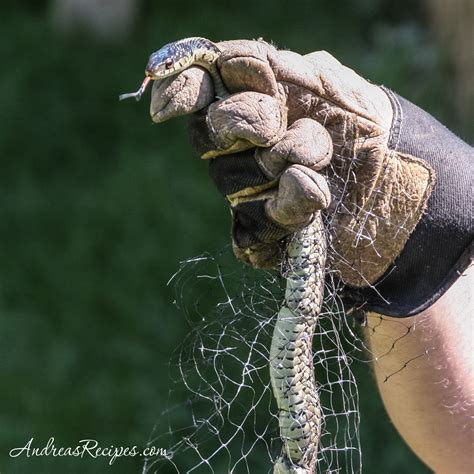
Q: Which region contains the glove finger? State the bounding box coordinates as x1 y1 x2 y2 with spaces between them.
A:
256 118 333 178
229 164 330 252
216 40 325 111
150 67 215 123
230 166 330 269
266 165 331 227
216 40 280 96
232 198 289 249
208 149 272 197
228 164 330 269
189 91 287 159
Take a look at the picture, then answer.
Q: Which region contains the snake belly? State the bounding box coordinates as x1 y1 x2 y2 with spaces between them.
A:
147 38 327 473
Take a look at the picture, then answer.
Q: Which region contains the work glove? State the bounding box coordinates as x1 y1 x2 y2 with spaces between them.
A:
150 39 435 288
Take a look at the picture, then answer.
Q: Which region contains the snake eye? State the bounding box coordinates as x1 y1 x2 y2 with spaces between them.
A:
165 59 173 69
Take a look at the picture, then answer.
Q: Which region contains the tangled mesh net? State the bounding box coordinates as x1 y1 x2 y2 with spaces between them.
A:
141 108 419 473
142 242 369 474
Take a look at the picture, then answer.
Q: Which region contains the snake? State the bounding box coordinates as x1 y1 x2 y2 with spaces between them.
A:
120 37 327 474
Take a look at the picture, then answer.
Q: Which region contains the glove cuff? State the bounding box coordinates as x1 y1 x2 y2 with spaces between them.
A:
342 90 473 317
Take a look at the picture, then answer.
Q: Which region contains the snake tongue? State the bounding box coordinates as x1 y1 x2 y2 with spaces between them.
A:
119 76 152 102
136 76 152 100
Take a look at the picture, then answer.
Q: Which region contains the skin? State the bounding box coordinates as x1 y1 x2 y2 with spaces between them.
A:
365 264 473 473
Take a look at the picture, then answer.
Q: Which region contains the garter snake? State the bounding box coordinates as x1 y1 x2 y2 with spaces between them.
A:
120 37 326 474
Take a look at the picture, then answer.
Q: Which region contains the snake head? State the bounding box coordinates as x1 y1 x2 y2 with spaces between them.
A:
145 37 219 80
119 37 220 102
145 40 193 79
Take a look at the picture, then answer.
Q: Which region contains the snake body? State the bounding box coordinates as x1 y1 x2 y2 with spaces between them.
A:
121 37 326 473
271 215 326 473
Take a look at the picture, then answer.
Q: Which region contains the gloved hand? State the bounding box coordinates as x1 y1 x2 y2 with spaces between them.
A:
150 39 435 288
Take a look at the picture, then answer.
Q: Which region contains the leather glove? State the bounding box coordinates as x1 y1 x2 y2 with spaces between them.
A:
150 39 435 288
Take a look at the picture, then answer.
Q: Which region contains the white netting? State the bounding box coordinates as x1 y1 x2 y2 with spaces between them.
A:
140 111 418 473
142 244 368 473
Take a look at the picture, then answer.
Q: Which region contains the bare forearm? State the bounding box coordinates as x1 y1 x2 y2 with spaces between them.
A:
365 265 474 473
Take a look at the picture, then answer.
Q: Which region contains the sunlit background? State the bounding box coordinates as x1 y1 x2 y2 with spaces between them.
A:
0 1 471 472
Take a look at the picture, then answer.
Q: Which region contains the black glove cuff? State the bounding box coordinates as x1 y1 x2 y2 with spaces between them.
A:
343 90 473 317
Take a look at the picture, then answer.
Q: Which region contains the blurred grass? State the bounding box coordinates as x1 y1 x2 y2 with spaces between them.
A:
0 1 465 472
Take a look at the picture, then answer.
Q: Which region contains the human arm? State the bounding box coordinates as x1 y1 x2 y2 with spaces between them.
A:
366 265 473 473
360 88 474 473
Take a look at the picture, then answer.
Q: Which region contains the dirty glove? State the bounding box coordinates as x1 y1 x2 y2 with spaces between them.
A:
150 39 437 292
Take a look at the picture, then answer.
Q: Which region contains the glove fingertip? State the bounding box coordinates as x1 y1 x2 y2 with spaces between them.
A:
150 68 214 123
220 56 278 96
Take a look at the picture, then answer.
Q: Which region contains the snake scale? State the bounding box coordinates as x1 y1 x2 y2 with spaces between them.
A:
120 37 327 473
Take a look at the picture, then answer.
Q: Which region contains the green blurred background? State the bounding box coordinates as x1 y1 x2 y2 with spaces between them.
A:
0 1 471 473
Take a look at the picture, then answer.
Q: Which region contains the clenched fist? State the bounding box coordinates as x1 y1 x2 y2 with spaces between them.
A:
150 39 434 289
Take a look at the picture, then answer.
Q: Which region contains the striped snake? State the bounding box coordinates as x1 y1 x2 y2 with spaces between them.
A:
120 37 327 473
